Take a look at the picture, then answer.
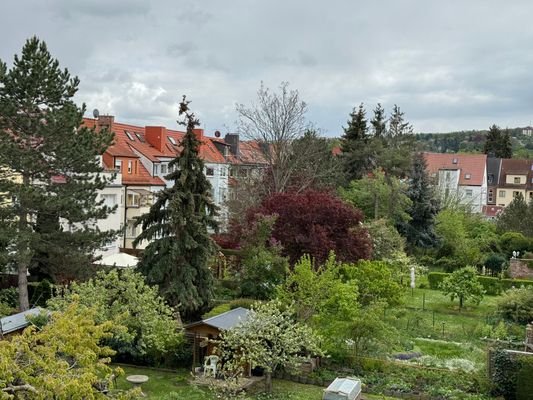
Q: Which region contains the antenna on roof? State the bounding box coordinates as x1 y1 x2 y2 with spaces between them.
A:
93 109 100 119
214 130 221 138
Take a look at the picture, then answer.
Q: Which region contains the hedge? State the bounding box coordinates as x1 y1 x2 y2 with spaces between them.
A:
427 272 533 295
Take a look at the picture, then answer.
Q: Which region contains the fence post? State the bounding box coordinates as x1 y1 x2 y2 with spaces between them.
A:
422 293 426 311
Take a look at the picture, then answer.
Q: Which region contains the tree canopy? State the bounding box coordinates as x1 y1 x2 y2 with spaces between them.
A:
440 266 484 309
483 124 512 158
0 37 115 309
134 97 218 319
249 190 372 265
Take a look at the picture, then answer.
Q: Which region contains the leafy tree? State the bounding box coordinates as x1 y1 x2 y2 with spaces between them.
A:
370 103 387 137
364 219 406 260
216 300 322 393
398 152 439 249
249 190 372 265
0 302 135 399
48 269 181 362
497 194 533 237
499 231 533 257
0 37 115 310
484 253 506 275
238 215 289 300
340 169 411 224
134 97 218 319
483 124 512 158
341 260 403 307
237 82 317 194
440 266 484 309
496 287 533 324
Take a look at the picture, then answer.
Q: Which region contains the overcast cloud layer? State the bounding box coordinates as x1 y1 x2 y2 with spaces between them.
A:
1 0 533 135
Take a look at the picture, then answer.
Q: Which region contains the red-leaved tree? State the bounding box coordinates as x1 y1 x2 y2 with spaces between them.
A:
248 190 372 265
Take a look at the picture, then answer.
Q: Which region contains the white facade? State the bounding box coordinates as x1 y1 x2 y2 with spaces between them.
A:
435 168 487 213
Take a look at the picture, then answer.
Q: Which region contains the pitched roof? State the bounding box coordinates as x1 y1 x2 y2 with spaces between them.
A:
498 158 533 188
423 152 487 186
186 307 250 331
482 205 504 218
0 308 42 335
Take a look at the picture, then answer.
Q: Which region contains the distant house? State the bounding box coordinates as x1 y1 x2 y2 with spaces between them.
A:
185 307 250 368
424 152 487 213
0 308 42 338
494 158 533 207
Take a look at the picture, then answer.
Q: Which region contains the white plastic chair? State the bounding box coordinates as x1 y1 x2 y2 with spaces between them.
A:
203 355 219 377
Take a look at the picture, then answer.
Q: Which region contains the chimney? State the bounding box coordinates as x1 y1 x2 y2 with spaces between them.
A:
97 115 114 133
145 126 168 152
224 133 240 156
193 128 204 142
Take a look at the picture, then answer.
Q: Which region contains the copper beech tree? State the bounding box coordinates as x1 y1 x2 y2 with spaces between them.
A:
248 190 372 265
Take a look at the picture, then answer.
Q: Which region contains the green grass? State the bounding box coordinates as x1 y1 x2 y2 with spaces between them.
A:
114 365 398 399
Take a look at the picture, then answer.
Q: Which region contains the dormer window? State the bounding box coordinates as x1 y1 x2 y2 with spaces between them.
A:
125 131 135 141
514 177 521 184
465 173 471 180
452 158 458 164
135 132 145 142
168 137 177 145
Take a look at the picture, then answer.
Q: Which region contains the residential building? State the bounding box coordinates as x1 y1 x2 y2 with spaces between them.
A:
494 158 533 207
424 152 487 213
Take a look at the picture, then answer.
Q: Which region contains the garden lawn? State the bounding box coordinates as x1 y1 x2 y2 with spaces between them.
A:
114 365 398 399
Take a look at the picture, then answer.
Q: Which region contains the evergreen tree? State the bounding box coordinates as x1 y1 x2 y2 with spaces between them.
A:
341 103 372 181
483 124 513 158
388 104 413 137
133 96 218 319
370 103 387 137
0 37 115 310
398 153 439 248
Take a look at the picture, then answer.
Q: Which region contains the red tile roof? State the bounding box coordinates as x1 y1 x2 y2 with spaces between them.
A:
424 152 486 186
498 158 533 189
482 205 503 218
122 162 165 186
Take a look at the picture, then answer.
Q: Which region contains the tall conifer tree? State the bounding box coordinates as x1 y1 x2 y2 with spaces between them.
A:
134 97 218 319
370 103 387 137
398 152 439 249
483 124 512 158
341 103 372 181
0 37 115 310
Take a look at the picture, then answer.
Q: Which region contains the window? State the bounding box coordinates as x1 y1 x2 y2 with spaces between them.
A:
125 130 135 141
488 174 494 184
445 171 451 180
514 177 521 184
127 160 132 174
114 159 122 170
168 137 177 145
220 167 226 176
488 189 494 203
161 164 167 174
529 192 533 199
452 158 458 164
154 164 160 175
465 173 471 180
513 191 521 198
126 220 137 238
135 132 145 142
127 193 140 207
206 167 214 176
465 189 473 197
101 194 117 207
499 190 506 198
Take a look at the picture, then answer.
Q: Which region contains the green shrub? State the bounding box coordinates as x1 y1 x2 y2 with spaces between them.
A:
435 257 463 272
0 287 18 308
499 232 533 257
496 287 533 324
478 276 504 295
228 298 257 310
484 253 506 275
491 350 533 400
203 303 232 319
517 356 533 400
427 272 448 289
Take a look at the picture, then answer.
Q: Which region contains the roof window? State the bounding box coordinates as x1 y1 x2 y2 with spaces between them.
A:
452 158 458 164
168 137 177 145
135 132 145 142
465 173 471 180
125 130 135 141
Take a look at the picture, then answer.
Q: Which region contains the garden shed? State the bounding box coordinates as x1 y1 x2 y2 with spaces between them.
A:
323 377 361 400
0 307 42 338
185 307 250 369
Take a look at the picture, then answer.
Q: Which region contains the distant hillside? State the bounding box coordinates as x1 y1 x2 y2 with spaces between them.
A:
416 127 533 158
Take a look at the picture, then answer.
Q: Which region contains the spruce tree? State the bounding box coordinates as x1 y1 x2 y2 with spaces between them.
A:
370 103 387 137
388 104 413 137
341 103 372 181
134 96 218 319
0 37 115 310
483 124 512 158
398 152 439 249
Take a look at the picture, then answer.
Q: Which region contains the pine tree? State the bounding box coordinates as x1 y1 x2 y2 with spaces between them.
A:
398 153 439 248
341 103 372 181
0 37 115 310
483 124 513 158
388 104 413 137
134 96 218 319
370 103 387 137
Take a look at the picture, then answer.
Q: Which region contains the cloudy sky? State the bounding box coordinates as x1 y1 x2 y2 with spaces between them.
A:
2 0 533 136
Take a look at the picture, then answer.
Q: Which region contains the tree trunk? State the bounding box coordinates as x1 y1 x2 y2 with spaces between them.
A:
18 263 29 311
265 370 273 393
459 296 463 310
17 175 31 311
